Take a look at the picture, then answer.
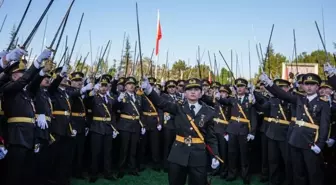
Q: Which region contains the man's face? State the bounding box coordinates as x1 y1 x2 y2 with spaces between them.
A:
185 88 202 101
281 85 290 92
11 72 24 81
177 83 184 93
325 88 332 96
260 85 265 92
125 83 135 92
319 88 325 96
99 84 108 94
167 86 176 94
303 83 319 95
237 85 246 95
117 84 124 92
40 77 51 87
203 85 210 92
71 80 83 89
220 91 228 98
107 84 112 92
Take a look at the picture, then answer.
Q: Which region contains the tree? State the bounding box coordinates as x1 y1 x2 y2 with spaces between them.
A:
8 24 17 50
120 36 132 76
262 44 288 78
171 60 187 79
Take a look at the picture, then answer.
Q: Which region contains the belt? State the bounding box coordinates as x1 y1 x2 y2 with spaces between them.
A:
143 112 158 116
264 117 290 125
72 112 86 117
35 114 51 122
291 117 296 122
87 109 92 113
7 117 35 124
213 118 228 125
53 111 70 116
231 116 250 123
295 120 319 142
92 117 111 121
120 114 139 120
175 135 203 146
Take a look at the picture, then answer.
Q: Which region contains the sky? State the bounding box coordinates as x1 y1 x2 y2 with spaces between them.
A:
0 0 335 79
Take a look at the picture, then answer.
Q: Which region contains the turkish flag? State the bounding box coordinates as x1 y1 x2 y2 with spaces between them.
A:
155 10 162 56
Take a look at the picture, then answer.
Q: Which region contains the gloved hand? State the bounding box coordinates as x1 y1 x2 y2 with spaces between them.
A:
36 49 52 64
112 130 118 139
214 92 220 99
247 134 255 141
248 93 256 104
36 114 48 130
0 146 8 160
5 47 27 62
81 83 93 94
60 65 68 77
326 138 335 148
141 77 152 95
157 124 162 131
85 127 89 136
118 92 125 102
161 81 166 87
259 72 273 86
141 128 146 135
311 144 321 154
164 113 170 121
34 143 40 153
0 50 7 58
114 71 121 80
324 63 336 77
224 134 229 141
94 83 101 92
211 158 220 169
71 129 77 137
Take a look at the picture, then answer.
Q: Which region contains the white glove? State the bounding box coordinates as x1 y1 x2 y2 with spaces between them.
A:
311 144 321 154
326 138 335 148
161 81 166 86
71 129 77 137
94 83 100 91
224 134 229 141
60 65 68 77
36 49 52 64
5 47 27 62
141 128 146 135
324 63 336 77
34 144 40 153
85 127 89 136
112 130 118 139
214 92 220 99
118 92 126 102
114 71 120 80
81 83 93 94
157 124 162 131
259 72 273 86
247 134 255 141
248 94 256 104
0 146 8 160
141 77 152 95
211 158 220 169
0 50 7 58
36 114 48 130
164 114 171 121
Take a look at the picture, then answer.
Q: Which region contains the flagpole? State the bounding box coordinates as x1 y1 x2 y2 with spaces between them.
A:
155 9 162 79
155 54 159 79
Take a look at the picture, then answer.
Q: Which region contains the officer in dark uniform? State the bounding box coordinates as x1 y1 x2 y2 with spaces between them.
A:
161 80 178 172
260 73 330 185
142 77 220 185
176 80 185 101
256 79 292 185
1 49 52 185
217 78 258 185
138 77 161 171
68 71 91 179
116 76 143 177
87 75 118 182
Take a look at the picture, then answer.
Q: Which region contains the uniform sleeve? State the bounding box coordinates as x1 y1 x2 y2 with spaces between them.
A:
0 72 9 89
2 63 39 94
205 112 219 156
48 75 63 94
27 73 44 96
249 106 258 135
147 89 178 115
266 84 297 104
217 96 234 106
316 101 331 149
327 75 336 90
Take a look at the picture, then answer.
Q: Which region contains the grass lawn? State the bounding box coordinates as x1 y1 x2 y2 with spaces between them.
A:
72 169 264 185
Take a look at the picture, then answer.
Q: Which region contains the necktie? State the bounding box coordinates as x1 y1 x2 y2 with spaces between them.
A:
104 96 108 104
238 97 242 104
190 105 196 118
131 94 135 102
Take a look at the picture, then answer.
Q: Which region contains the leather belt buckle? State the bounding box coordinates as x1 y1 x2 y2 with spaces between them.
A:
103 117 107 121
184 136 192 147
297 120 305 127
237 116 240 122
132 115 136 120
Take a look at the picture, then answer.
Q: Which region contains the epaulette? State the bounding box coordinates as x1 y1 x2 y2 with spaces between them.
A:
320 97 328 102
136 89 144 96
89 91 95 97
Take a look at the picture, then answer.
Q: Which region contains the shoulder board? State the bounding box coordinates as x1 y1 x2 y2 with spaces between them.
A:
320 97 328 102
136 90 144 96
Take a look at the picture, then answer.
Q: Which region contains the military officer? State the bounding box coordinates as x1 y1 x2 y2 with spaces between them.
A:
260 72 330 185
176 80 185 101
141 77 220 185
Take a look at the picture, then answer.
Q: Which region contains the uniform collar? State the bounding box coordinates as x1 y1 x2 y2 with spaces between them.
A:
307 93 318 102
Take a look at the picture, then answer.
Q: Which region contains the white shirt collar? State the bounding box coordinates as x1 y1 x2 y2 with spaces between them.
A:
188 101 202 115
307 93 318 102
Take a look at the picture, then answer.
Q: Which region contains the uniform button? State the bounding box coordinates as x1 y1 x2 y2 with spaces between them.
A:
303 113 305 116
278 111 280 113
190 127 193 130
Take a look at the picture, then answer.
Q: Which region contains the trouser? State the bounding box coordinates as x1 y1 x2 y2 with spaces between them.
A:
228 134 249 180
49 135 74 185
6 145 34 185
118 131 139 172
73 132 86 176
215 133 228 176
90 132 113 177
290 145 324 185
268 139 288 185
163 128 176 170
285 142 293 185
139 129 160 169
260 132 269 180
168 162 207 185
324 145 336 185
34 141 50 185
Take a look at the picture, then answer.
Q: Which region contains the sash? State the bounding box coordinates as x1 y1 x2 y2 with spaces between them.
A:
102 103 119 134
129 98 144 128
237 103 251 131
144 95 160 123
